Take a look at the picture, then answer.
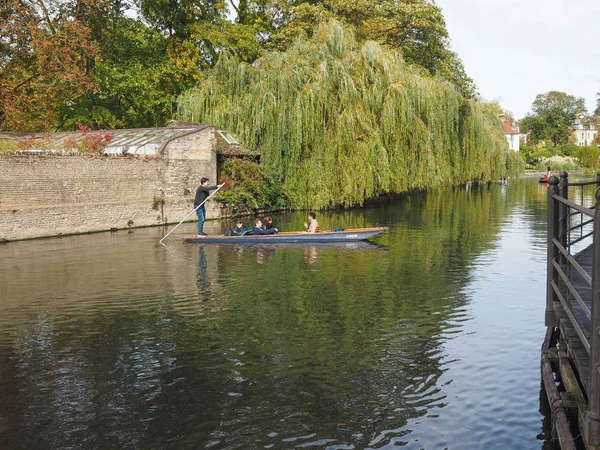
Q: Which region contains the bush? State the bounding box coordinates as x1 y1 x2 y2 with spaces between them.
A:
217 158 287 213
576 146 600 169
560 143 579 157
534 155 582 172
520 144 556 166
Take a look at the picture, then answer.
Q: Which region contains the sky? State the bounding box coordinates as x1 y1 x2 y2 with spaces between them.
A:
435 0 600 119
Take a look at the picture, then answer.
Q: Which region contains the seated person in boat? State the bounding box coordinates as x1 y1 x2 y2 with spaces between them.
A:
252 218 278 235
304 212 320 233
224 220 248 236
546 166 551 178
233 220 248 236
263 216 275 230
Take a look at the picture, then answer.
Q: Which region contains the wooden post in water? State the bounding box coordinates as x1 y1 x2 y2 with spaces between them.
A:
585 186 600 445
546 175 560 326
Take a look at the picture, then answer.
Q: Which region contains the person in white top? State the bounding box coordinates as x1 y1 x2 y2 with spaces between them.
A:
304 212 320 233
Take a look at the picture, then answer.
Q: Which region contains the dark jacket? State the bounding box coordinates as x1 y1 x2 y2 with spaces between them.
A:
252 226 277 235
233 225 248 236
194 185 218 206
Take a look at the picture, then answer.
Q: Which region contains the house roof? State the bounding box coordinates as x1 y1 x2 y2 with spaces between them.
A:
503 121 519 135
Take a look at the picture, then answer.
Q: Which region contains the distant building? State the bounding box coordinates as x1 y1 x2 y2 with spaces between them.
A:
571 117 599 146
500 116 521 152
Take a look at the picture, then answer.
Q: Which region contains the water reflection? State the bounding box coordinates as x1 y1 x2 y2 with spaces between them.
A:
197 246 209 293
304 246 318 265
0 177 565 449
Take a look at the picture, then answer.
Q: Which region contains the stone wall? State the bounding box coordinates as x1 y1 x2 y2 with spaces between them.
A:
0 128 220 241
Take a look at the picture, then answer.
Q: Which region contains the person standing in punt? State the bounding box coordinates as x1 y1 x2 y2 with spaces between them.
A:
194 178 224 236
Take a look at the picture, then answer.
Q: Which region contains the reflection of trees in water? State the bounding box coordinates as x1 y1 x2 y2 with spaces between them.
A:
200 184 532 447
1 303 235 448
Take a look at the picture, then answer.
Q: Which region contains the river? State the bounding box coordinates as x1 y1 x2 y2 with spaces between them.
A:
0 177 559 449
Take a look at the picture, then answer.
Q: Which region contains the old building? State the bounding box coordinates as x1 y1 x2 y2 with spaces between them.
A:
0 123 248 241
571 117 599 146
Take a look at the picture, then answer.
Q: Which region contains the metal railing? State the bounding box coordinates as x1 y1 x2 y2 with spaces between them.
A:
546 171 600 445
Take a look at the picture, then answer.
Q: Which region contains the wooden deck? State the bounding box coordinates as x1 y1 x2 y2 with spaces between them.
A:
561 244 593 394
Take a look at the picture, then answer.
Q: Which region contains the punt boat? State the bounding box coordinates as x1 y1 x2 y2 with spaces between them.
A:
183 227 388 244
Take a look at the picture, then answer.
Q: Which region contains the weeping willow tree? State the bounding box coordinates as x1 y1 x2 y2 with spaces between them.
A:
178 21 523 209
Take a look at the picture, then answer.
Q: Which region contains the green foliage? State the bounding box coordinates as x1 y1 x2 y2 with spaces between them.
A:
3 0 478 132
61 16 194 130
0 142 19 152
178 21 522 209
520 91 587 147
218 158 286 213
561 143 580 157
265 0 476 98
533 156 581 172
521 141 597 170
519 144 536 166
575 146 600 169
506 150 526 175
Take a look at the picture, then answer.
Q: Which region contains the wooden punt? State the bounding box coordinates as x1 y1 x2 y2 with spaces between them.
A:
183 227 388 244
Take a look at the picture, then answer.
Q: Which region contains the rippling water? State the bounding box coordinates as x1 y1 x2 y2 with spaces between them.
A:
0 178 570 449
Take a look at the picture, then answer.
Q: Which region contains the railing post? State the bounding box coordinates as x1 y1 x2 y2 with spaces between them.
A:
596 170 600 187
546 175 560 326
558 172 569 257
585 186 600 445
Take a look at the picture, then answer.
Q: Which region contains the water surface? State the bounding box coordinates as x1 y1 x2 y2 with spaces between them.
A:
0 178 562 449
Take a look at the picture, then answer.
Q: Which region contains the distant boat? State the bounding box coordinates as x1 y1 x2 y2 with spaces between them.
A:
184 227 389 244
539 176 549 183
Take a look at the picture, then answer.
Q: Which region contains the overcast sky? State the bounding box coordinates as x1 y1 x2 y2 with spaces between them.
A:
435 0 600 119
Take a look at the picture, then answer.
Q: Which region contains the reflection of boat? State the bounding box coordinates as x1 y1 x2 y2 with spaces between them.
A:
197 240 384 250
274 241 383 250
184 227 389 244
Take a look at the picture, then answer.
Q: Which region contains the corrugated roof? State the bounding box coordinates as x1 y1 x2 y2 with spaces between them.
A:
0 124 211 155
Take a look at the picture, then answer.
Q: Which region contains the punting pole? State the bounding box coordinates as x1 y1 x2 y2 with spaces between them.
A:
159 185 222 246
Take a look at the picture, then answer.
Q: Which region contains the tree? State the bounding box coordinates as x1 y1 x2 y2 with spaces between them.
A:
0 0 100 131
1 0 480 131
263 0 476 98
178 21 523 209
61 16 185 129
520 91 586 147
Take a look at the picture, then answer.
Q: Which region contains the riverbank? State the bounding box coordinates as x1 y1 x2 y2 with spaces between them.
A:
522 170 586 178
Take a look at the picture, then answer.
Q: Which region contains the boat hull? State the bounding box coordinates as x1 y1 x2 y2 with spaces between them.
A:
183 227 388 244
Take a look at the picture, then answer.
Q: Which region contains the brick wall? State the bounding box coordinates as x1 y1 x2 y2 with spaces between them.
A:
0 128 220 241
